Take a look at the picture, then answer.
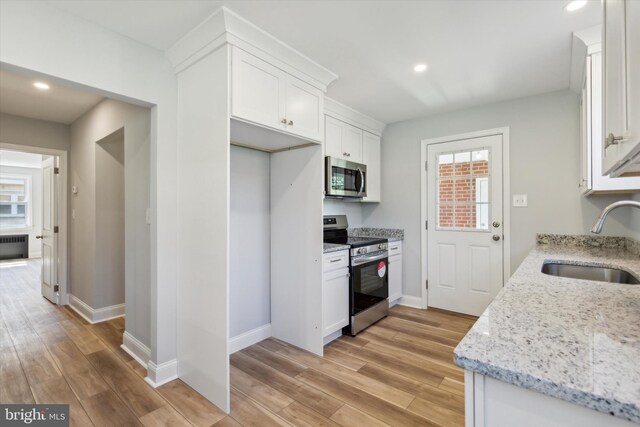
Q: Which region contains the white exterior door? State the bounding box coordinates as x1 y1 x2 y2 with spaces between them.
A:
40 156 58 303
427 135 503 316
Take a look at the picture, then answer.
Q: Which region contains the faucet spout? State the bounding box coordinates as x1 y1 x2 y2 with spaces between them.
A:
590 200 640 234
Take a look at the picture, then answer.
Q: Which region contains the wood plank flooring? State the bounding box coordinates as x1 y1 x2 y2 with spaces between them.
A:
1 258 476 426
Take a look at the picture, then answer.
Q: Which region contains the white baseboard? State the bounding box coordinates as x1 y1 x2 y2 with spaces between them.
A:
397 295 423 309
229 323 271 354
68 294 125 324
121 331 150 368
145 359 178 388
323 329 343 346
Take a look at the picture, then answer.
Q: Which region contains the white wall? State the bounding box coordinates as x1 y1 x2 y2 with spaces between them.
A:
0 113 70 152
70 99 150 349
95 130 125 309
1 0 178 368
363 90 640 299
323 198 363 226
230 145 271 338
0 164 42 258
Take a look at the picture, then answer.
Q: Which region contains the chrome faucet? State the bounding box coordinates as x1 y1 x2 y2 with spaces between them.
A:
590 200 640 234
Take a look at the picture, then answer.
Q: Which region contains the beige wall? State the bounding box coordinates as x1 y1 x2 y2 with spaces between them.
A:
95 129 125 309
363 90 640 299
0 113 70 152
70 98 150 347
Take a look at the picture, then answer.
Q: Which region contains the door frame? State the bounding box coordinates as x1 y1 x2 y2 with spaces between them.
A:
0 142 68 305
420 127 511 310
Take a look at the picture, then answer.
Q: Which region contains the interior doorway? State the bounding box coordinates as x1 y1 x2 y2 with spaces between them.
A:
0 145 69 304
420 128 511 316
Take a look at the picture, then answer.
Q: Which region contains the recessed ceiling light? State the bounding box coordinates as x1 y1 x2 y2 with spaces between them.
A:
414 63 428 73
565 1 587 12
33 81 50 90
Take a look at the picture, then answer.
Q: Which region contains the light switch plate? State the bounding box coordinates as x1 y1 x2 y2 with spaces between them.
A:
513 194 528 207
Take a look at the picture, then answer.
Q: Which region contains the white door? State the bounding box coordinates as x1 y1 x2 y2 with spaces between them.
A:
231 48 286 132
40 156 58 303
427 135 503 316
284 77 323 142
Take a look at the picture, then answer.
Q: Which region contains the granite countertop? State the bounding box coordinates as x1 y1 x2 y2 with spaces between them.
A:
348 227 404 242
454 235 640 423
323 243 350 254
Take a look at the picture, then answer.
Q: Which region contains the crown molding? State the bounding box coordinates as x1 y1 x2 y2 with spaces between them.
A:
569 25 602 94
166 6 337 90
324 97 386 135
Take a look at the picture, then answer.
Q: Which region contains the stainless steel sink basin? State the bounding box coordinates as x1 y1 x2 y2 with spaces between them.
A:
541 262 640 284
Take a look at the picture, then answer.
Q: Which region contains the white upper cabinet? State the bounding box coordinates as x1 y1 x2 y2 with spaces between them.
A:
231 48 286 132
325 116 363 163
362 132 381 202
580 47 640 194
603 0 640 175
231 47 324 143
284 76 324 141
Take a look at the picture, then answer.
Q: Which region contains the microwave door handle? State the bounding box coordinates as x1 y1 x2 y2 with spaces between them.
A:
356 168 364 195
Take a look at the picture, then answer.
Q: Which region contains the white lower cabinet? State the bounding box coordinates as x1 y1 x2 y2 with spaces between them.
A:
465 371 636 427
322 250 350 341
388 241 402 306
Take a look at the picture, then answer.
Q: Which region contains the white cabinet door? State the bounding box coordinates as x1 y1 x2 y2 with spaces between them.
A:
388 254 402 305
342 124 363 163
231 48 286 132
325 116 344 159
362 131 381 202
324 116 363 162
322 267 349 337
388 241 402 305
603 0 640 174
284 77 323 142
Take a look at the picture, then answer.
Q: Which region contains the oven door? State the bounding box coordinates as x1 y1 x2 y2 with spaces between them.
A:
325 157 367 198
350 251 388 315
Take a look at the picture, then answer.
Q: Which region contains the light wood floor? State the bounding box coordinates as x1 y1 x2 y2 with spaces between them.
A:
1 258 476 426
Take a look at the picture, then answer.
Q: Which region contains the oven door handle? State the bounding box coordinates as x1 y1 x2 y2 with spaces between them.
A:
356 167 365 195
352 252 387 266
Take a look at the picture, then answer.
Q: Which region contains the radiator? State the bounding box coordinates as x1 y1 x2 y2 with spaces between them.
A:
0 234 29 259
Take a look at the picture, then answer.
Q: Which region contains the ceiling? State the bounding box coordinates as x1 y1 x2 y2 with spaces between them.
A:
0 68 104 124
40 1 601 124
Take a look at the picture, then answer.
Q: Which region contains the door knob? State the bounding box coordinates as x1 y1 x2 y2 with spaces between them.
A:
36 235 44 239
605 133 623 149
492 235 501 241
492 221 501 228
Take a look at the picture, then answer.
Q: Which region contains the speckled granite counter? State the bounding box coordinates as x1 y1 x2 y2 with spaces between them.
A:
348 227 404 242
454 235 640 424
323 243 350 254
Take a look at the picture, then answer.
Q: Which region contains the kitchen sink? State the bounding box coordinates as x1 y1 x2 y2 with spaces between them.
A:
541 262 640 284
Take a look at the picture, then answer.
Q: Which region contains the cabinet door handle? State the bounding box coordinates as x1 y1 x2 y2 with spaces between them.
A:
288 120 293 126
605 133 623 149
281 118 287 124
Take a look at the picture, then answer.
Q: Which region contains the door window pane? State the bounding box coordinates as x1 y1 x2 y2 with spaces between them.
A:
436 148 491 231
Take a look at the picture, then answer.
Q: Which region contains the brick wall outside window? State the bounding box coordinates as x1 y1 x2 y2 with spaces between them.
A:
438 160 488 228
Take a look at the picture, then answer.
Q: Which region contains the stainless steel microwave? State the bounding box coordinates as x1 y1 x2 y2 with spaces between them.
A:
325 156 367 198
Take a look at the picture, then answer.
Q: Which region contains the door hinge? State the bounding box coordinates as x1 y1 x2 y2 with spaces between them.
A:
54 226 59 233
425 160 428 171
425 220 428 230
54 167 60 175
54 285 59 292
425 280 429 289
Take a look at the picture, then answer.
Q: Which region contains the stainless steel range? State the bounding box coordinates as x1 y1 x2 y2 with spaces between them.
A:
323 215 389 335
